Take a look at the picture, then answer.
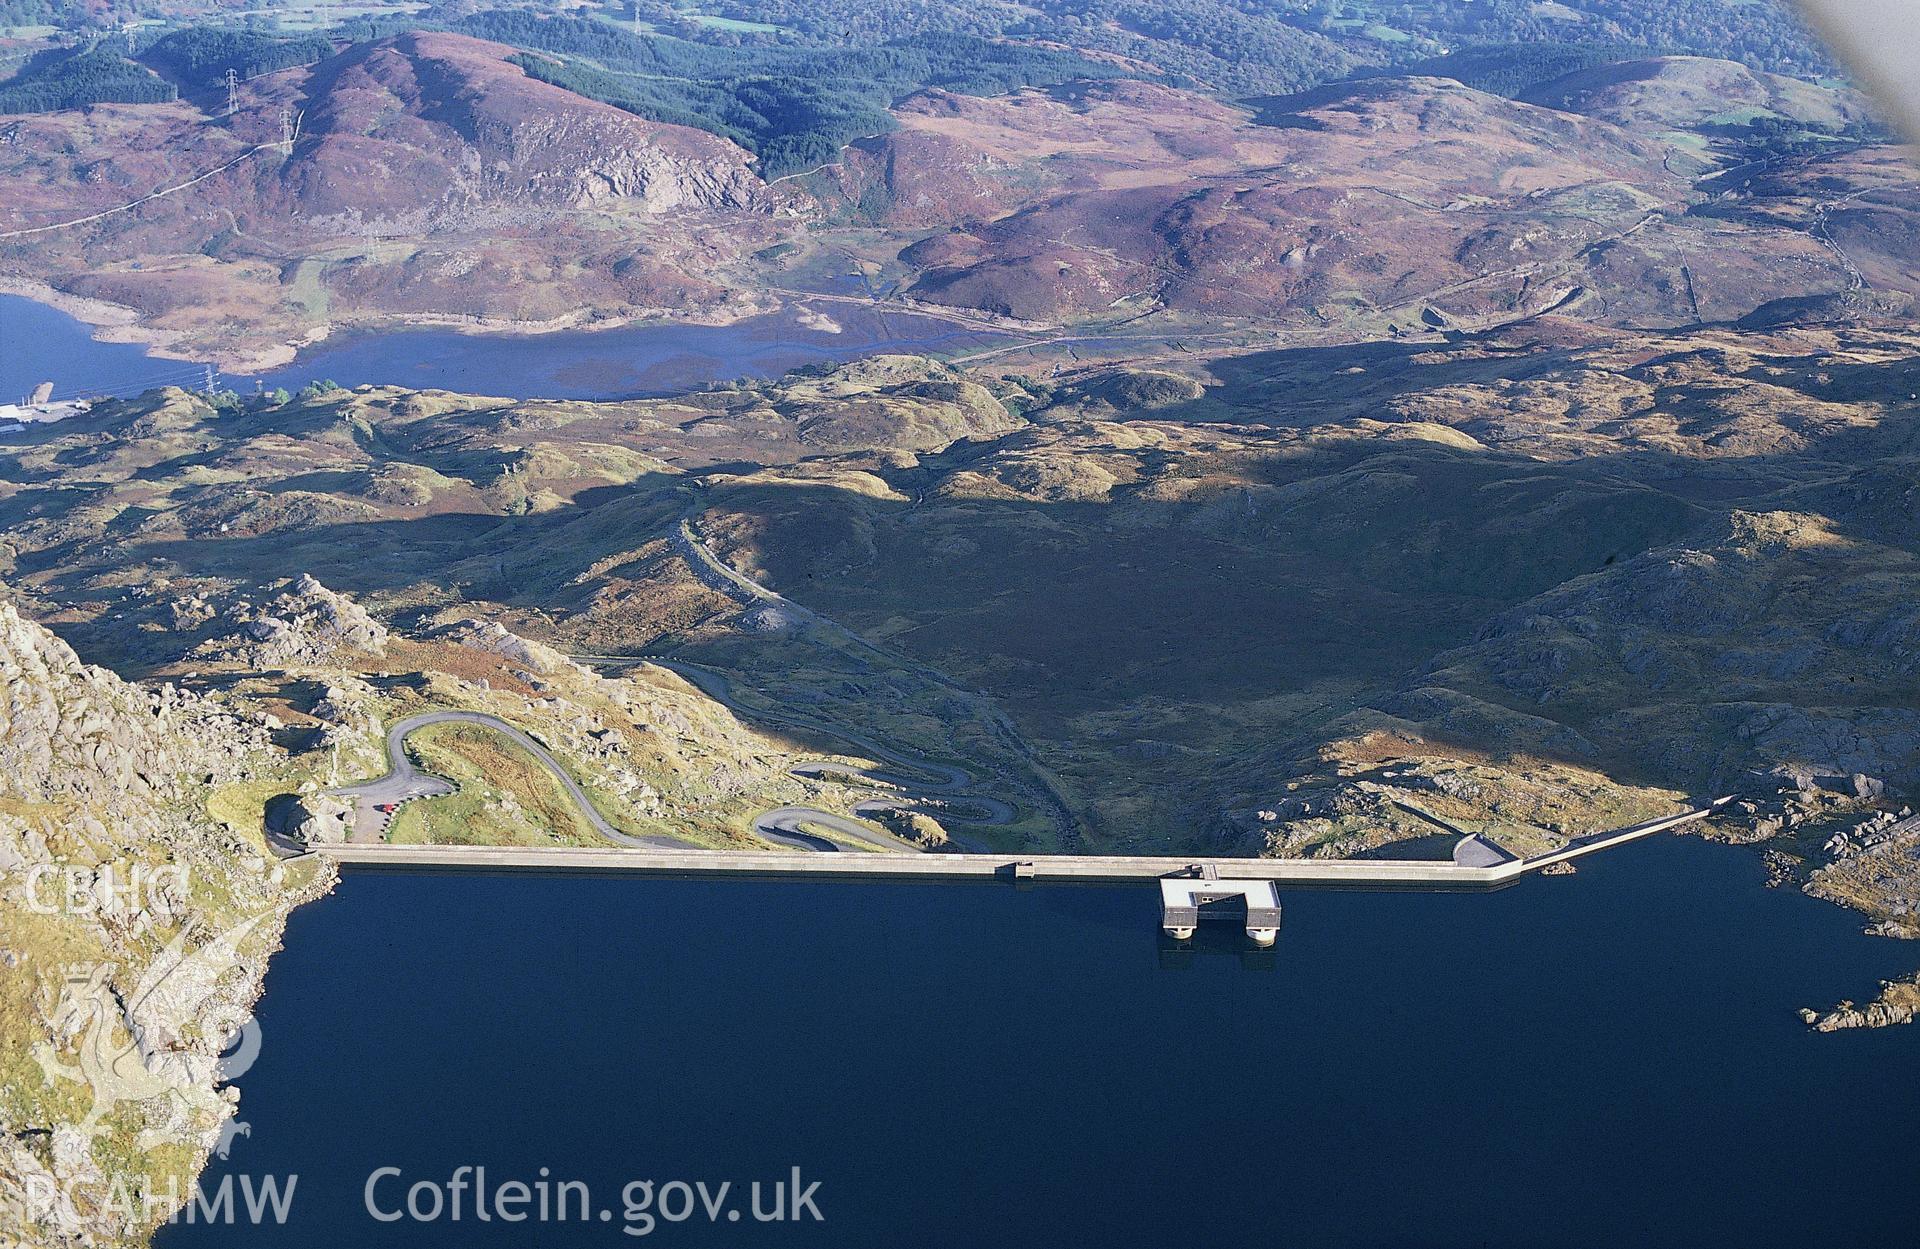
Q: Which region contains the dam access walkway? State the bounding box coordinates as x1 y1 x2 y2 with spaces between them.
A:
304 706 1732 945
308 801 1730 885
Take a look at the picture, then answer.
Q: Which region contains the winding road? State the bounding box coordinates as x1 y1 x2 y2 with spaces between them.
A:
325 696 1006 856
331 512 1030 856
325 711 692 850
662 503 1081 842
648 660 1016 853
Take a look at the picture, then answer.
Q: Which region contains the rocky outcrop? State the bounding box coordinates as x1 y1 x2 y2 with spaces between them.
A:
195 575 390 669
1800 972 1920 1031
780 356 1023 454
269 33 769 227
428 617 569 676
0 589 331 1249
0 603 268 802
0 31 784 369
272 792 353 846
1805 814 1920 929
531 118 764 214
866 804 951 850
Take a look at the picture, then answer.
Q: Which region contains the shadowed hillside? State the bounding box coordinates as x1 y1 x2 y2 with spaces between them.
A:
5 324 1919 862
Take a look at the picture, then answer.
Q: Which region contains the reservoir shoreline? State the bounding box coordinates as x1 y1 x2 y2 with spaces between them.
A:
0 283 1015 386
158 836 1920 1249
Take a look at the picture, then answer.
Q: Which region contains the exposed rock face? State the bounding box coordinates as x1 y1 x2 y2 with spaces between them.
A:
196 574 390 669
0 602 266 801
271 33 767 226
0 32 784 368
1800 973 1920 1031
1806 815 1920 929
284 792 354 846
540 119 763 214
1415 511 1920 795
0 588 331 1249
869 805 951 850
429 617 569 675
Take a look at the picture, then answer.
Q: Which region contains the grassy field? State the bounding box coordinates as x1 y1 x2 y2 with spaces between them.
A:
223 1 426 32
684 13 783 34
386 723 606 848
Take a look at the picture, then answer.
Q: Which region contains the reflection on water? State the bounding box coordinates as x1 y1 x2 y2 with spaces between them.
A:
1156 927 1280 971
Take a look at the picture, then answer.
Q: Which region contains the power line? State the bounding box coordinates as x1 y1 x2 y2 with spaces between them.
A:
36 380 205 406
30 362 229 405
46 364 215 392
0 142 278 240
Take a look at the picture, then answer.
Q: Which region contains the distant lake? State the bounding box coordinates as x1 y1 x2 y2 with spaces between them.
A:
160 836 1920 1248
0 293 1009 405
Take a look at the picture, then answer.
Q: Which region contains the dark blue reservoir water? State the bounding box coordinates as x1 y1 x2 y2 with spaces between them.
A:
0 293 1005 405
160 835 1919 1249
